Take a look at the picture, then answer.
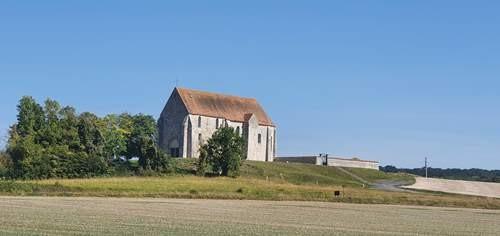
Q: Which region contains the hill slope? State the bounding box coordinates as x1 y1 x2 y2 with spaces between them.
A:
1 160 500 209
182 160 412 187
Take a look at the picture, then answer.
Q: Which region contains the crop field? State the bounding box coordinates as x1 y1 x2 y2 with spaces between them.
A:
0 196 499 236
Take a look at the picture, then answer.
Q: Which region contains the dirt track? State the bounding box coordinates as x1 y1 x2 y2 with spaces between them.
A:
404 177 500 198
1 196 499 235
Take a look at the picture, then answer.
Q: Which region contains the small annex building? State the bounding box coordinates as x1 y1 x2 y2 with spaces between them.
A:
158 88 276 162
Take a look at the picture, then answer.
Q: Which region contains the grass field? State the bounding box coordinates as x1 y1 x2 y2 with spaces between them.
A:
1 161 499 209
1 196 499 236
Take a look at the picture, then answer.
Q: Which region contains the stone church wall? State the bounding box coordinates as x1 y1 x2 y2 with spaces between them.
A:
186 115 245 158
158 91 189 157
182 114 275 162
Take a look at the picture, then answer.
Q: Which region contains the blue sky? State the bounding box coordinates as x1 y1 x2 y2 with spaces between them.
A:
1 1 499 169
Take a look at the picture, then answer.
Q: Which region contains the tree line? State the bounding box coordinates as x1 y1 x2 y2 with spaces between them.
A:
0 96 169 179
380 165 500 183
0 96 245 180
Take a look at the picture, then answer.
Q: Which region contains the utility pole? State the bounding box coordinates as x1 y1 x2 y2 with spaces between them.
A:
425 157 428 178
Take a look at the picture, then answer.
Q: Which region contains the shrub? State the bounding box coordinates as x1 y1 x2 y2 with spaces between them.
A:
109 158 135 176
0 151 12 178
10 146 110 179
197 127 245 177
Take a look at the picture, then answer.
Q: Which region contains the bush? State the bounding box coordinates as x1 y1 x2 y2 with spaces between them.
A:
21 154 57 179
13 149 109 180
109 158 135 176
162 158 196 175
197 127 245 177
0 152 12 178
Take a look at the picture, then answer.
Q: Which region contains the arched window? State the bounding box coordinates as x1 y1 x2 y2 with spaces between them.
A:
216 119 219 129
169 139 180 157
258 134 262 144
236 127 240 136
198 116 202 128
198 133 202 146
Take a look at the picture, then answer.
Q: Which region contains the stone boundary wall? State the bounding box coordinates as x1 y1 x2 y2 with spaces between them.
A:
328 158 379 170
276 156 379 170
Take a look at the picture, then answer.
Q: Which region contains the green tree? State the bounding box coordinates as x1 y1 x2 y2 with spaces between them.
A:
40 99 62 147
16 96 44 138
127 114 159 170
197 127 244 177
128 114 169 173
7 97 45 179
78 112 104 156
0 150 11 178
59 106 81 151
99 114 128 159
7 134 43 179
5 96 171 179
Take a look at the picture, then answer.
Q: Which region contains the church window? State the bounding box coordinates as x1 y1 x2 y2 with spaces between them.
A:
198 133 202 145
258 134 262 144
216 119 219 129
236 127 240 136
198 116 202 128
169 139 180 157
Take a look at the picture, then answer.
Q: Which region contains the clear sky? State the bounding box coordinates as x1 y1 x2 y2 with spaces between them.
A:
1 1 499 169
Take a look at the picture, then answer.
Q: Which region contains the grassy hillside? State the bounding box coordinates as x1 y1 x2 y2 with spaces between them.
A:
178 160 409 187
343 167 415 184
1 160 499 209
243 161 362 186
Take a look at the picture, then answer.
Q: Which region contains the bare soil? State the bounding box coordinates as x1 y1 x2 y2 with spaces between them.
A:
1 196 499 235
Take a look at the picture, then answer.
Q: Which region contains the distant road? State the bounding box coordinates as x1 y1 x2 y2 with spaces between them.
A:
404 177 500 198
1 197 499 235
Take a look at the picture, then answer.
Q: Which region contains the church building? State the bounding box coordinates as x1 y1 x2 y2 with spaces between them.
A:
158 88 276 162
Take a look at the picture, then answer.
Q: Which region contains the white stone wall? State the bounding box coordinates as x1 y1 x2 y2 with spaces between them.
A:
183 114 275 162
244 115 276 162
328 158 379 170
248 125 269 162
277 156 379 170
185 115 245 158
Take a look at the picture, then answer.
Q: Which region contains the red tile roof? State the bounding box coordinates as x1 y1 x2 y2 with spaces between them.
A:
176 87 274 127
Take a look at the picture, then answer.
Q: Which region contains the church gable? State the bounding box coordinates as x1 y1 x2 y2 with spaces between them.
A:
158 89 190 155
160 88 189 119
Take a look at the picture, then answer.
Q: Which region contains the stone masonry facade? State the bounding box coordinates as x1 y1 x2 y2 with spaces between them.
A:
158 88 276 162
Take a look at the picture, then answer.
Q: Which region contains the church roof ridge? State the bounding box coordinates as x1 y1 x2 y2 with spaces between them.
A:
175 87 274 127
175 87 258 101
